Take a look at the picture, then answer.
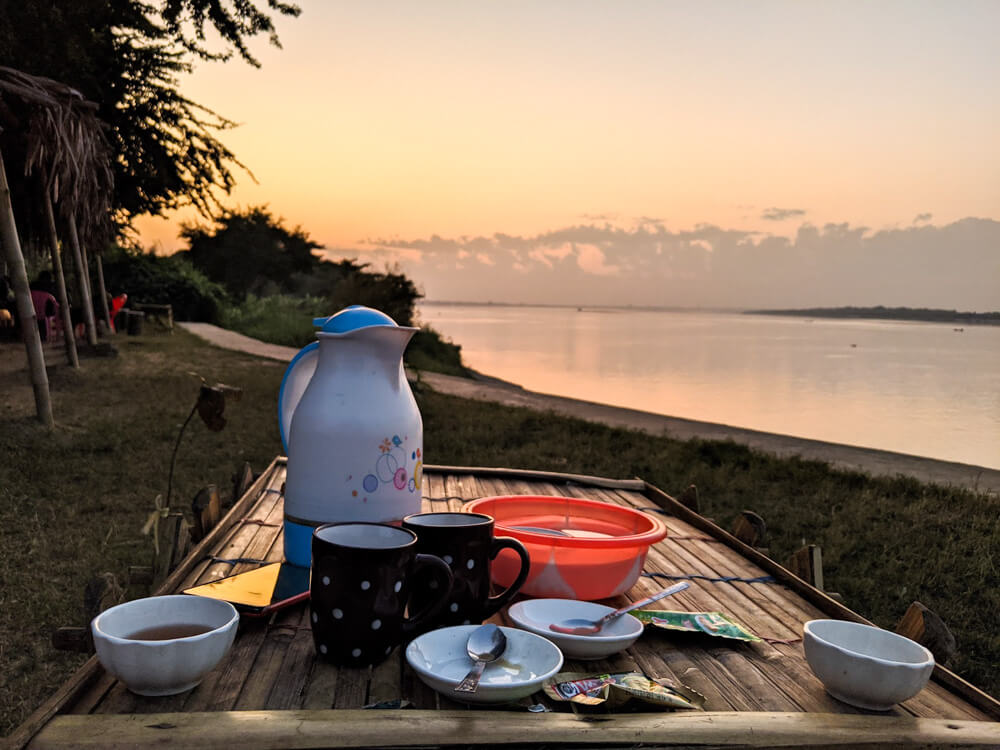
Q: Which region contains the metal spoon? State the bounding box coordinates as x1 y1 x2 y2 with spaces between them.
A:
549 582 690 635
454 624 507 693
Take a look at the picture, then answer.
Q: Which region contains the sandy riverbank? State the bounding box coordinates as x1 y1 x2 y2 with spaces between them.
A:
177 322 1000 496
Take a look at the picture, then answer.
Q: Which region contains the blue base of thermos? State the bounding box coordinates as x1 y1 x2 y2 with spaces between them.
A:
283 519 314 568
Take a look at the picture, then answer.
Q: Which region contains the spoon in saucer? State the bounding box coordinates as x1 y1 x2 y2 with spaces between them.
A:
549 582 690 635
454 624 507 693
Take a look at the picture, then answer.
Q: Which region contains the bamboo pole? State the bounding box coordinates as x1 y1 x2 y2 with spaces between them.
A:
65 215 97 346
42 190 79 368
94 252 112 334
0 145 54 427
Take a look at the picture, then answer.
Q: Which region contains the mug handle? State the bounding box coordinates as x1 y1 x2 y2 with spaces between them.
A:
481 537 531 620
401 553 454 637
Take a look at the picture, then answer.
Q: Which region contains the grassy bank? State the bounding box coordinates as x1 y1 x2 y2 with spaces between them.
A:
1 330 997 735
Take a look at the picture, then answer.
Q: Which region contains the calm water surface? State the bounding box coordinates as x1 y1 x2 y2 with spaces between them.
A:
418 303 1000 470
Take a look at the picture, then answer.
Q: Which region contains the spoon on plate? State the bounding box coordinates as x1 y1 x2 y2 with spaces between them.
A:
549 582 691 635
454 624 507 693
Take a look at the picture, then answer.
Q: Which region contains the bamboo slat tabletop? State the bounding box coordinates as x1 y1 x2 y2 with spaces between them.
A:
16 459 1000 749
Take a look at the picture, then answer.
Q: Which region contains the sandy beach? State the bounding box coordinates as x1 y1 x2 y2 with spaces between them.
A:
179 322 1000 496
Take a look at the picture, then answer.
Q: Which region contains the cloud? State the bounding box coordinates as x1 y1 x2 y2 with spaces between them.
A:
761 207 807 221
576 244 620 276
635 216 665 226
913 212 933 224
327 217 1000 310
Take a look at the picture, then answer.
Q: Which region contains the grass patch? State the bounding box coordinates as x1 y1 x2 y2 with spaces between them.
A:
1 331 997 735
217 294 328 347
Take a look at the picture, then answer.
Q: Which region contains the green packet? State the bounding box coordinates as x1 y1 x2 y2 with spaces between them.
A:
634 610 761 642
543 672 705 711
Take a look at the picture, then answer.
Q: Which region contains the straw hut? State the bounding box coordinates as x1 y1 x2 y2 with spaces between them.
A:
0 66 114 426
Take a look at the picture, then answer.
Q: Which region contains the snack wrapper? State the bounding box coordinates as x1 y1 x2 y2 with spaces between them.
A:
634 610 761 642
543 672 704 710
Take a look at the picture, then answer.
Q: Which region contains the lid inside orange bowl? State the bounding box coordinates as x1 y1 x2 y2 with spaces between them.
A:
463 495 667 548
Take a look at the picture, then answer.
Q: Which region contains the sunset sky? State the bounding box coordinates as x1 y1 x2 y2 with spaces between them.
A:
135 1 1000 308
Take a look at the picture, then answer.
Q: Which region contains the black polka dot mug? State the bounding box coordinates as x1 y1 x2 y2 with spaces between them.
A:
310 522 453 666
402 512 530 628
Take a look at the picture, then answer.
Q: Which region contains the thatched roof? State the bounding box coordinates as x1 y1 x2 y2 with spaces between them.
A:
0 66 113 247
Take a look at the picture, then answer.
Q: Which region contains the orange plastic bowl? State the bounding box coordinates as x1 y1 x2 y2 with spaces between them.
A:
463 495 667 601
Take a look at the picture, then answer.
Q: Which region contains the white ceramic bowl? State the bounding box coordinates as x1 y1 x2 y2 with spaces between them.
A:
508 599 643 660
803 619 935 711
92 594 239 696
405 625 564 704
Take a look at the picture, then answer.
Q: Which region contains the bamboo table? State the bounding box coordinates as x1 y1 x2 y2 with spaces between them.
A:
12 459 1000 749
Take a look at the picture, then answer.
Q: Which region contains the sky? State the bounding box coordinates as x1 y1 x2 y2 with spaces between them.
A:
135 1 1000 309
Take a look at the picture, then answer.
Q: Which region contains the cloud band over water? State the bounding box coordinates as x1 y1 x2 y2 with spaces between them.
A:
326 218 999 310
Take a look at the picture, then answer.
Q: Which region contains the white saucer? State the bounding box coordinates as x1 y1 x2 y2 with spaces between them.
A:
405 625 563 704
277 342 318 451
508 599 644 660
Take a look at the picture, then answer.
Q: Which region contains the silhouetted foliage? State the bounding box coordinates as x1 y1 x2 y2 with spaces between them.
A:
101 246 228 323
180 206 425 327
0 0 300 227
181 206 320 299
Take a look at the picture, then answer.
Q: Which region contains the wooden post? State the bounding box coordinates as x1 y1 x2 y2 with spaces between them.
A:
0 145 54 427
232 462 255 507
678 484 700 513
65 215 97 346
191 485 222 542
42 189 79 368
896 601 957 666
154 513 193 583
787 544 824 590
52 573 123 654
730 510 767 549
94 252 112 335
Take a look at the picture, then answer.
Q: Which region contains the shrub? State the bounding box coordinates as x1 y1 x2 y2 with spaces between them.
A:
407 327 467 375
101 248 228 323
218 294 328 348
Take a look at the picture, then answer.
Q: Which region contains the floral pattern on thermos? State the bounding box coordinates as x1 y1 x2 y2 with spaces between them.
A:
351 436 423 502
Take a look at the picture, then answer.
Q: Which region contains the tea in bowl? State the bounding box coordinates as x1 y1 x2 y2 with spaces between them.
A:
92 594 239 696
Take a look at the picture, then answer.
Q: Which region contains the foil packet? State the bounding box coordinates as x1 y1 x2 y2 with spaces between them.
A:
634 610 761 642
543 672 704 711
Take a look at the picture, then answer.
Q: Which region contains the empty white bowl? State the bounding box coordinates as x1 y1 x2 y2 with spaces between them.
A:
803 619 934 711
92 594 239 696
405 625 564 704
508 598 643 660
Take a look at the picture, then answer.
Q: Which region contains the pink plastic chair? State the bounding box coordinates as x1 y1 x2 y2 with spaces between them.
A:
30 290 60 342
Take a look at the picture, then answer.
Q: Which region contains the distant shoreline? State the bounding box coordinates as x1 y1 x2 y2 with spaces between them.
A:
421 300 1000 325
747 306 1000 326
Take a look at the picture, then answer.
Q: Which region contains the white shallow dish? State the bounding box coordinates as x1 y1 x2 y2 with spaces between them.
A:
803 619 935 711
508 599 643 660
405 625 564 704
92 594 239 696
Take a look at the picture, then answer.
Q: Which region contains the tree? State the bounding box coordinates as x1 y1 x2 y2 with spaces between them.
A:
182 206 321 299
0 0 301 229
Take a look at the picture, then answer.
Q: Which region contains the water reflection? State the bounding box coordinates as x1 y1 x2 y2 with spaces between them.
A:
419 304 1000 470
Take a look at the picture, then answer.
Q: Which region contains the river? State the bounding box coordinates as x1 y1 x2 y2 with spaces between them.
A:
417 303 1000 470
